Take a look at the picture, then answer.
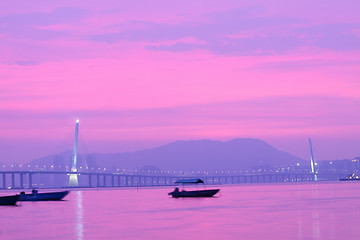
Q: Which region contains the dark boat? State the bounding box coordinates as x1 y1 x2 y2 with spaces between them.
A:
0 195 19 205
168 178 220 198
19 189 70 201
339 174 360 181
169 188 219 198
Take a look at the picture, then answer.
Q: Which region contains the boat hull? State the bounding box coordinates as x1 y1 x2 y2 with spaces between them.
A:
169 189 219 198
19 191 70 201
0 195 19 205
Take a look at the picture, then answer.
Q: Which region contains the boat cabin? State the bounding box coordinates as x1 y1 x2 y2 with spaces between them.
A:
174 179 204 184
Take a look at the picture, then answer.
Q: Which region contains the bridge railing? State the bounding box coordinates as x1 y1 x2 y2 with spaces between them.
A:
0 171 349 189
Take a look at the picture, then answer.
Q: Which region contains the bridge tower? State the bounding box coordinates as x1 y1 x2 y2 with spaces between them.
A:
309 138 318 181
69 119 80 186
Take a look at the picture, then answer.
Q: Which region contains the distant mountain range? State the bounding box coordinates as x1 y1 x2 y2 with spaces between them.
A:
26 138 304 171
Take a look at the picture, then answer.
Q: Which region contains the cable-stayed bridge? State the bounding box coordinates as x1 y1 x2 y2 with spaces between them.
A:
1 120 350 189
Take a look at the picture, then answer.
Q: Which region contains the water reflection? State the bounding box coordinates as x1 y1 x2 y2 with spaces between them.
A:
75 191 84 240
1 183 360 239
297 210 302 240
311 184 320 240
312 211 320 240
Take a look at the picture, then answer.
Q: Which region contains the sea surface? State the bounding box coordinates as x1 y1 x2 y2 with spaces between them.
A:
1 182 360 240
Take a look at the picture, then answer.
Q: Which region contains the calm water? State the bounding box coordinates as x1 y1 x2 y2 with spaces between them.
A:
1 182 360 240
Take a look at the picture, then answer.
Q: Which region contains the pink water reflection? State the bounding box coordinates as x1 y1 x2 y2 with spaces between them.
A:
1 182 360 239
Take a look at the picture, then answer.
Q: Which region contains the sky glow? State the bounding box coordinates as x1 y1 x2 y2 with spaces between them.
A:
1 0 360 163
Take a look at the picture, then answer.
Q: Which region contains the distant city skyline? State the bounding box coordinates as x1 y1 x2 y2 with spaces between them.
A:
1 1 360 164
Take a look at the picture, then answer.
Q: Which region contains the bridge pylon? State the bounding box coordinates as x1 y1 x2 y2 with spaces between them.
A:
69 119 79 186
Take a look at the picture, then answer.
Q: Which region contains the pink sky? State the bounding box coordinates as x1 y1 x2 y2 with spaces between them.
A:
1 0 360 163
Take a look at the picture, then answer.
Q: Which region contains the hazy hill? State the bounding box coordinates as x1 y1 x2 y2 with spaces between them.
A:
26 138 304 171
26 151 73 170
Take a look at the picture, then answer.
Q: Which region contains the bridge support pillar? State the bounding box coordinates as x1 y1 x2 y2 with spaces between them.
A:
11 173 15 189
20 173 24 189
28 173 32 189
2 173 6 189
89 174 92 187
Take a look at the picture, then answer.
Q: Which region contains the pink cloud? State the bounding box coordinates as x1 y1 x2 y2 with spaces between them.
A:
0 0 360 163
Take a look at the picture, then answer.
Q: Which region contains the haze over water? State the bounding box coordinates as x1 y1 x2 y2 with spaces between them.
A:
1 182 360 239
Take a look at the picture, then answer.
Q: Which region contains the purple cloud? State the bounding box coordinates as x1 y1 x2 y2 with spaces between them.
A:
2 60 38 66
2 95 359 129
0 7 86 40
89 7 360 55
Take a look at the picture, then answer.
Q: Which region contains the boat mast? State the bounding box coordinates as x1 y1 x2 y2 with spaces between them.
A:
309 138 318 181
69 119 80 186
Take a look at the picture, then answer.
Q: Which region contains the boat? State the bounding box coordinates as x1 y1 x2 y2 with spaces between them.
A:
19 189 70 201
0 194 19 205
168 178 220 198
339 174 360 181
169 188 220 198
